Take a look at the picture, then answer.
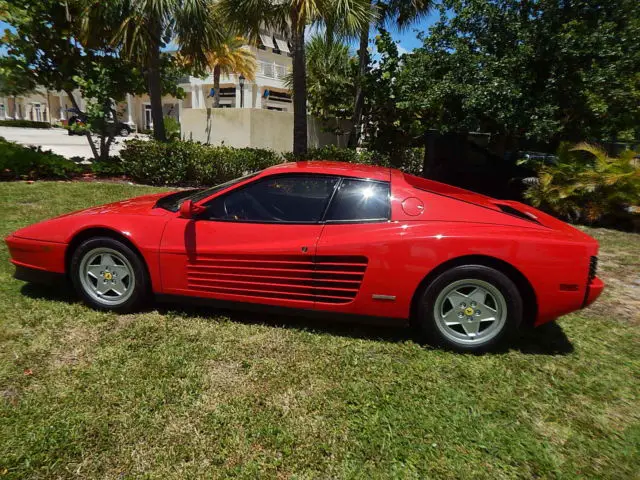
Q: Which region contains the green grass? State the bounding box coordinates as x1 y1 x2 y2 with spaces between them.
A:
0 181 638 479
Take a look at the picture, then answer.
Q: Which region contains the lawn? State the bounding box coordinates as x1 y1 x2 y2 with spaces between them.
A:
0 181 638 479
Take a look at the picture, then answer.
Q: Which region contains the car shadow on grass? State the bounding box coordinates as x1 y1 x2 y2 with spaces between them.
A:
155 301 575 356
20 283 574 356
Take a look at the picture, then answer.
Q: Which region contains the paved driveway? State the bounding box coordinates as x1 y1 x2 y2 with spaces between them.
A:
0 126 146 159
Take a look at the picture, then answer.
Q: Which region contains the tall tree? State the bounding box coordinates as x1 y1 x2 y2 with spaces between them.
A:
83 0 224 142
0 57 37 119
203 35 257 108
287 34 355 132
349 0 434 147
219 0 371 155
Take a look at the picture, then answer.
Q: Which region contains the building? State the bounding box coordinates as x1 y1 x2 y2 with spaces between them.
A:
0 31 293 131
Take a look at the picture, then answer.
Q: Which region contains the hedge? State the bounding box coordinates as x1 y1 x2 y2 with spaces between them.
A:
0 137 82 180
0 119 52 129
119 139 283 186
285 144 425 175
119 140 426 187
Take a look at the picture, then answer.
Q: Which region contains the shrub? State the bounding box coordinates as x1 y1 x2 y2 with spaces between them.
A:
164 116 181 141
285 145 425 175
524 142 640 229
91 157 126 177
119 139 282 186
0 137 83 180
0 119 52 129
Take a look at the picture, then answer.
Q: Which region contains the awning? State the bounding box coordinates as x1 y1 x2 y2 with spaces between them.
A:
259 33 275 49
274 38 290 53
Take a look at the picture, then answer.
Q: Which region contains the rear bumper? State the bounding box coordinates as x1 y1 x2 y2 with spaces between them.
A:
583 276 604 308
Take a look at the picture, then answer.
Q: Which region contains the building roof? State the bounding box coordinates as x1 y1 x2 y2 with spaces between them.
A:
264 161 391 181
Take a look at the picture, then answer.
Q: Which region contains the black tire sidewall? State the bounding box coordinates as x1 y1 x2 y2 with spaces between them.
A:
70 237 148 313
417 265 523 353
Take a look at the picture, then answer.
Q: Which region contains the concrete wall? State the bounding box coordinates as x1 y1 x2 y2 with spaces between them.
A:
180 108 350 152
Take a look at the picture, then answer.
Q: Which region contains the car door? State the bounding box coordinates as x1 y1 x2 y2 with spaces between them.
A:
315 177 409 319
159 174 339 310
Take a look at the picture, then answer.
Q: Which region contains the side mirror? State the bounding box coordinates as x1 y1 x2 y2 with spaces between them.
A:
179 199 206 219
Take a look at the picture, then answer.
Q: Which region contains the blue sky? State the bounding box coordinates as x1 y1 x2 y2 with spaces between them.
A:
384 11 440 54
1 12 439 57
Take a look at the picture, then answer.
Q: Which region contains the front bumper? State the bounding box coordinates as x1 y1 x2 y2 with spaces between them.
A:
583 276 604 308
14 265 66 285
5 234 67 276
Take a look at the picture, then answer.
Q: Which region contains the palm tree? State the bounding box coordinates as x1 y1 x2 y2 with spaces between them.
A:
219 0 371 155
205 35 257 108
286 34 354 126
350 0 434 147
83 0 224 141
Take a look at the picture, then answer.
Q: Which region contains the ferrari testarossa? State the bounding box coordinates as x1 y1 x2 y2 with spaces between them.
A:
5 161 604 352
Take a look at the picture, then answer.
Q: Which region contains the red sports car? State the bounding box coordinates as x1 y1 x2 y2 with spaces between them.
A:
5 161 604 352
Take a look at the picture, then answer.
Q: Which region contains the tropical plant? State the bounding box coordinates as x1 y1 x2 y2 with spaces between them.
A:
524 143 640 227
219 0 372 155
350 0 434 147
204 34 256 109
286 34 354 131
82 0 225 142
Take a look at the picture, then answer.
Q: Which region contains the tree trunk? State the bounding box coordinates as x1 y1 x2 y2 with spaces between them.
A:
65 89 100 160
290 14 308 156
147 54 166 140
147 18 166 141
213 65 221 108
349 18 371 147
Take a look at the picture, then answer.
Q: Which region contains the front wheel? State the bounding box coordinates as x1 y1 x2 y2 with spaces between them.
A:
416 265 522 353
70 237 149 313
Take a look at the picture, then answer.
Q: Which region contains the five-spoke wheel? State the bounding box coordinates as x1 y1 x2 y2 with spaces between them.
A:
71 237 148 312
416 265 522 353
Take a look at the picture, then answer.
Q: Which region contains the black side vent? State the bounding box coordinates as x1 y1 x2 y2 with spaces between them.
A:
588 256 598 282
494 204 541 224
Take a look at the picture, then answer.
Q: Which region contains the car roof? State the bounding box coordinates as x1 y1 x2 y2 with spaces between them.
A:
263 161 391 182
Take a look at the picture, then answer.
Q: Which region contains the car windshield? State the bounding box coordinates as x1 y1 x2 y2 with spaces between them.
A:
155 172 261 212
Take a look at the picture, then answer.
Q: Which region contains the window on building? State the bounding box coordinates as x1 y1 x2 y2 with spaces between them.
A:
325 179 391 222
204 175 340 223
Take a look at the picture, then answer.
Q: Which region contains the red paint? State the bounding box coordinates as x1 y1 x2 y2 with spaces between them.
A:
5 161 603 326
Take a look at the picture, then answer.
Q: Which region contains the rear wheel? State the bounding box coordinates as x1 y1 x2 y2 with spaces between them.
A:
416 265 522 353
70 237 149 313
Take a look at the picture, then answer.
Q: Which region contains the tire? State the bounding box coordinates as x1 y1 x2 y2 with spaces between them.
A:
415 265 522 353
70 236 149 313
119 126 130 137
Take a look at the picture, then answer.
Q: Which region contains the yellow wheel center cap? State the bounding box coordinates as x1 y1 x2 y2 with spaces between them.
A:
104 272 113 280
464 307 474 316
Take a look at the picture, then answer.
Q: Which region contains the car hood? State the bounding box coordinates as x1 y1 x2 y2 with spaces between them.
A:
55 192 173 218
8 192 175 243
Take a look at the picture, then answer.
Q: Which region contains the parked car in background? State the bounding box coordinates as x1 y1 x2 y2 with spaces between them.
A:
67 108 132 137
5 162 603 353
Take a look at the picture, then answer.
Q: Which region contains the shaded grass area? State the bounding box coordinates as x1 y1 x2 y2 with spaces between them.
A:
0 181 638 479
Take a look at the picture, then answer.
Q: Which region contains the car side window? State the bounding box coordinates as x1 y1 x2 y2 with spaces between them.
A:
324 179 391 222
203 175 339 223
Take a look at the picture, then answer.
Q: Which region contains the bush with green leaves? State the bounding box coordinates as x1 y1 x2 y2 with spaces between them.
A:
285 145 425 175
0 136 83 180
0 119 52 129
91 157 126 177
524 143 640 229
120 139 283 186
164 116 181 141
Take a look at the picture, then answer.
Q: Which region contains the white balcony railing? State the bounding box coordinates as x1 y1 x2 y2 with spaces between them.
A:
257 60 289 79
